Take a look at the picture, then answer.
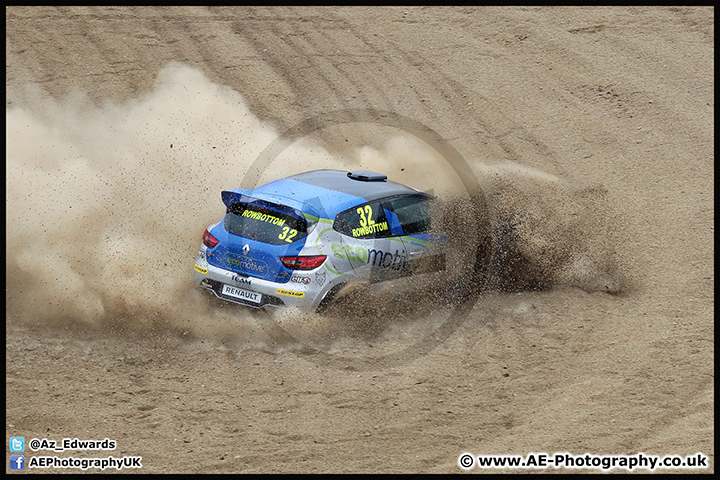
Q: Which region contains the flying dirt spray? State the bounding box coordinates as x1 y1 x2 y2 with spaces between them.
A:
6 62 286 338
6 62 625 347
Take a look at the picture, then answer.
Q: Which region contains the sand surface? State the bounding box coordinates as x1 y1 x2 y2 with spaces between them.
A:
6 6 713 473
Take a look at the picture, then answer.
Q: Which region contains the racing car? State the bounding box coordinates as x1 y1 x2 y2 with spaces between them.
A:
193 169 445 312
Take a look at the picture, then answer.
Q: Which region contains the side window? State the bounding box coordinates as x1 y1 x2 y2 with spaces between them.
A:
333 200 392 239
384 195 432 235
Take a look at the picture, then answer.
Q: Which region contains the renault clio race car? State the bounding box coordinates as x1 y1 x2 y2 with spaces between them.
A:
193 169 445 312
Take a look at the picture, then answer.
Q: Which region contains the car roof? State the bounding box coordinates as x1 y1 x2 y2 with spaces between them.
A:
227 169 427 220
288 169 422 201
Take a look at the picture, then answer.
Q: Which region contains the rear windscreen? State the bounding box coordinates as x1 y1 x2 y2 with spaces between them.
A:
224 202 308 245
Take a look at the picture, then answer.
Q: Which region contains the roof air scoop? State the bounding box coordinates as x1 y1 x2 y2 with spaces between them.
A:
347 170 387 182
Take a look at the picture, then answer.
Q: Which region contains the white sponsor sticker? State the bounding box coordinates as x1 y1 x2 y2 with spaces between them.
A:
221 284 262 304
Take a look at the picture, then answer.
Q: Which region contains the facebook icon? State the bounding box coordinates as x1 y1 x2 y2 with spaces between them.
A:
10 455 25 471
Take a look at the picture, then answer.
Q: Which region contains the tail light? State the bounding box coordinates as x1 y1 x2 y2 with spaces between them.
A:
202 228 219 248
280 255 327 270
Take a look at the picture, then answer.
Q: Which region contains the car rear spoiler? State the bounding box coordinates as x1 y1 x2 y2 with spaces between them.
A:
221 188 320 224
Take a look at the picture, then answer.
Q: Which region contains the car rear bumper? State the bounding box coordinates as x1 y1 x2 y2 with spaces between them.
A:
197 276 288 308
193 246 328 310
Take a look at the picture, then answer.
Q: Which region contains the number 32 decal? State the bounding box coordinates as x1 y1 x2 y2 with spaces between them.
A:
278 226 298 243
357 205 376 227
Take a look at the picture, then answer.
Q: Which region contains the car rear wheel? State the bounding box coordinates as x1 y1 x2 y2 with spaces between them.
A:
315 283 347 314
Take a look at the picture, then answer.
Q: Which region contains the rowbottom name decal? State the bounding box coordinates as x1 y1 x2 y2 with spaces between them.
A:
352 204 388 237
352 221 388 238
241 209 286 226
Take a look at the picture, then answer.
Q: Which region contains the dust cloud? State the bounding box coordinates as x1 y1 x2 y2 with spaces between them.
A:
6 61 624 348
6 62 280 338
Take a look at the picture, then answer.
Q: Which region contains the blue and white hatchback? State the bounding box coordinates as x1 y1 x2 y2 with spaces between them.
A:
194 169 445 312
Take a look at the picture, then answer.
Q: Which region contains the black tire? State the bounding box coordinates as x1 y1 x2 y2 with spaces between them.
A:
315 283 347 314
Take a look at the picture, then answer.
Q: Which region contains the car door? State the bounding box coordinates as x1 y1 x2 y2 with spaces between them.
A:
333 199 410 283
